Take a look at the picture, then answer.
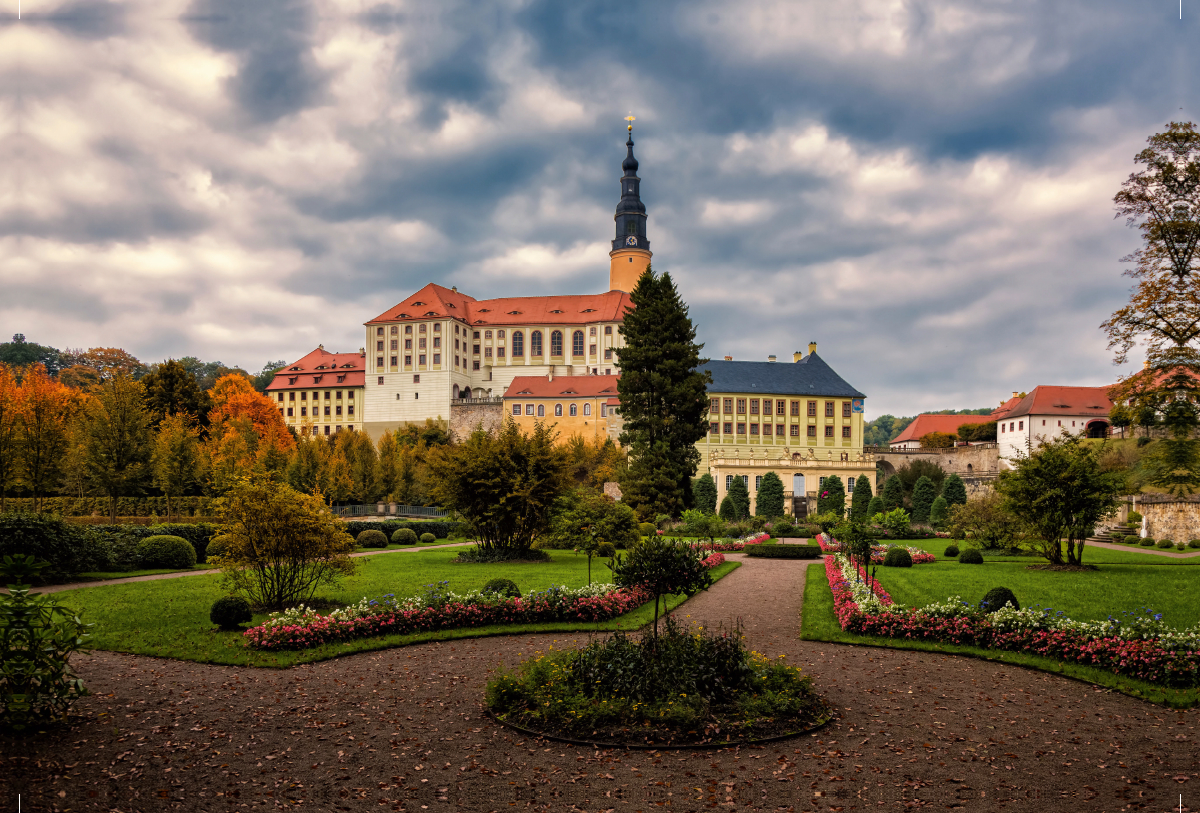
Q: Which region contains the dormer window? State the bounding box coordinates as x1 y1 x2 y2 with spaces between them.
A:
581 308 595 313
478 308 491 313
550 309 563 314
425 311 437 316
289 366 300 371
398 313 409 318
507 310 522 315
412 301 424 306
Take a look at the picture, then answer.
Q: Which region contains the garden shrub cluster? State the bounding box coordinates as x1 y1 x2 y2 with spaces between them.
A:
482 578 521 598
343 520 464 539
743 544 822 559
882 547 913 568
825 553 1200 688
1 496 220 518
486 615 831 743
958 549 984 564
943 545 960 558
356 530 389 549
816 534 936 565
0 513 107 579
209 596 252 630
392 528 418 546
420 533 436 544
135 535 197 569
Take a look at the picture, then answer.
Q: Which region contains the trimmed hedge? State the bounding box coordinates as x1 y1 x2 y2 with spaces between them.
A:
981 586 1019 613
0 512 108 578
882 547 913 568
943 544 960 558
958 549 984 564
1157 538 1174 549
357 529 389 548
744 544 822 559
2 496 220 517
1140 538 1156 547
345 519 465 538
210 596 252 630
136 535 197 569
1124 535 1140 545
150 522 221 563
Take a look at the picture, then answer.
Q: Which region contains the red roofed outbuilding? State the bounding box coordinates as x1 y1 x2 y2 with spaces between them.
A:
996 385 1114 466
265 346 366 437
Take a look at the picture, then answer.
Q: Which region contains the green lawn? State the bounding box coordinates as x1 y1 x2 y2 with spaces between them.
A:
351 536 466 553
58 548 740 668
800 563 1200 708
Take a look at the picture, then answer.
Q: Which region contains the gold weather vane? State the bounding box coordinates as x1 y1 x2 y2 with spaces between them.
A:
625 113 635 132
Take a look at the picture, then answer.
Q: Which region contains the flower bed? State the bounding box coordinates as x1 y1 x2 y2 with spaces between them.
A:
825 552 1200 688
244 554 730 651
685 541 744 552
817 534 935 564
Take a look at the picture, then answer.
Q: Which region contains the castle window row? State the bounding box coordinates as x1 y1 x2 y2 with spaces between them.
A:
511 403 606 418
709 398 854 417
707 423 852 437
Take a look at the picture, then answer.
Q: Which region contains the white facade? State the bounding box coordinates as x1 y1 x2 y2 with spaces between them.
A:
997 414 1108 467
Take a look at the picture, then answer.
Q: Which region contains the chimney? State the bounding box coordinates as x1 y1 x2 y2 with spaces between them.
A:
767 355 777 362
1143 360 1150 369
359 347 365 356
793 351 802 363
318 343 324 350
548 366 554 382
808 341 817 356
1012 391 1018 399
723 355 732 361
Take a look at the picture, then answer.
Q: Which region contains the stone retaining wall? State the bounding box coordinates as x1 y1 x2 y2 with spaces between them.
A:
1135 495 1200 542
449 402 504 442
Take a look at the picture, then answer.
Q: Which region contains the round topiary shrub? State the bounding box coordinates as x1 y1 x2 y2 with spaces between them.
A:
357 529 389 548
943 544 960 558
137 535 197 569
958 549 983 565
1141 537 1156 546
206 536 228 560
391 528 418 546
1127 510 1143 525
481 578 521 599
1124 535 1140 545
638 522 657 539
420 532 436 544
1189 539 1200 549
882 547 913 568
210 595 252 630
596 541 616 558
1177 542 1187 551
980 587 1019 613
1157 538 1174 549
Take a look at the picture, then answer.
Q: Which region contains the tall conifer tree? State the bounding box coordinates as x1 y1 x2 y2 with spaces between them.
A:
616 268 710 519
850 474 874 520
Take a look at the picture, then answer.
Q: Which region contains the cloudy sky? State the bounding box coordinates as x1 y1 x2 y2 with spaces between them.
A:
3 0 1194 417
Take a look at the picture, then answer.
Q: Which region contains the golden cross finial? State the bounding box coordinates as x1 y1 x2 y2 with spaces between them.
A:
625 113 635 132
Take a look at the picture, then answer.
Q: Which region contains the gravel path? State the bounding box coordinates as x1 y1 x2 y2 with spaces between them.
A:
2 553 1197 812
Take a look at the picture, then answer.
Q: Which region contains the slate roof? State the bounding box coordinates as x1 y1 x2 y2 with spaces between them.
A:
698 353 865 398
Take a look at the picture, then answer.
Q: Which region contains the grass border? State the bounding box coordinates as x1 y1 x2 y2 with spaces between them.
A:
799 562 1200 709
82 562 742 668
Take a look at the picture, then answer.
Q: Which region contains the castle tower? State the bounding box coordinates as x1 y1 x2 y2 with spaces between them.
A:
608 117 652 292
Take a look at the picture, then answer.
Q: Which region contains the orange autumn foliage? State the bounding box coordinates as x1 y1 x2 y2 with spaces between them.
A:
208 374 294 453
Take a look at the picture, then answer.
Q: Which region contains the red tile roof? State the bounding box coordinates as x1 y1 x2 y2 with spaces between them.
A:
991 396 1023 420
1001 385 1114 420
502 375 620 399
266 348 366 391
366 283 633 327
890 414 994 445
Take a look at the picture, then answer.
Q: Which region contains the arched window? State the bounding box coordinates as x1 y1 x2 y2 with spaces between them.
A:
537 404 545 417
569 404 577 417
572 331 584 356
550 330 563 356
452 384 459 399
554 404 562 417
531 331 543 356
583 403 592 416
511 331 524 356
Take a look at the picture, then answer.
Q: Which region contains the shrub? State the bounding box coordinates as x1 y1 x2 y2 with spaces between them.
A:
866 496 884 518
391 528 418 546
1137 436 1151 447
929 496 949 528
455 545 550 563
136 535 197 569
1141 537 1156 547
870 508 911 537
481 578 521 599
596 541 616 558
980 587 1019 613
743 545 822 559
770 518 796 538
882 547 913 568
805 524 823 539
816 475 845 517
958 549 983 564
726 477 751 520
1127 510 1143 524
149 523 222 564
718 495 737 521
356 530 389 549
211 480 358 612
943 544 960 557
1157 538 1174 549
1189 539 1200 549
1124 535 1141 545
206 536 228 560
756 472 786 518
910 476 937 523
209 596 252 630
638 522 657 538
609 537 712 638
0 556 92 731
0 512 107 579
419 532 436 544
1177 542 1187 551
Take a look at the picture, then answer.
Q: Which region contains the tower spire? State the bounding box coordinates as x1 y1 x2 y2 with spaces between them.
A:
609 115 652 292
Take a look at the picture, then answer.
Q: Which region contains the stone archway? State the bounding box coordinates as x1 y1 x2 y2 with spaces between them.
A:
1086 420 1109 439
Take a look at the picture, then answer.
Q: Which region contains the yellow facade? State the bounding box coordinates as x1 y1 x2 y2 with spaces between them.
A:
708 451 877 518
609 247 652 293
700 393 864 454
504 396 615 445
274 385 366 436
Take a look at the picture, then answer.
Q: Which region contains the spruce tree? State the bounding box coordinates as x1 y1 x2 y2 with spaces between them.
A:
616 268 711 519
755 472 785 518
941 473 967 506
817 475 845 517
911 475 937 523
881 475 904 511
726 475 751 520
850 474 873 520
718 494 737 521
692 473 718 513
929 495 949 528
866 495 884 518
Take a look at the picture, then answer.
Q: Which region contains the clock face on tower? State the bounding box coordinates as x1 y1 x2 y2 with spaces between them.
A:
626 236 638 246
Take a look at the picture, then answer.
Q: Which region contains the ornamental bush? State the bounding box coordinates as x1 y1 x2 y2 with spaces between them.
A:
1177 542 1187 551
1124 535 1141 545
0 512 107 579
910 476 937 524
1190 539 1200 549
944 544 960 557
356 530 389 549
1141 538 1156 546
958 549 983 564
392 528 418 545
866 496 884 518
743 545 822 559
209 595 252 630
0 556 92 731
481 578 521 599
596 541 616 558
1127 510 1143 524
608 536 712 639
638 522 657 538
980 587 1019 613
136 535 197 569
929 496 949 529
150 523 222 564
882 547 913 568
718 495 737 521
420 533 436 544
1157 538 1174 549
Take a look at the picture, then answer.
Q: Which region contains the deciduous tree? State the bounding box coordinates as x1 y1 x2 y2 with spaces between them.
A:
0 364 20 511
141 359 212 429
18 365 79 510
81 375 152 523
151 413 203 521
